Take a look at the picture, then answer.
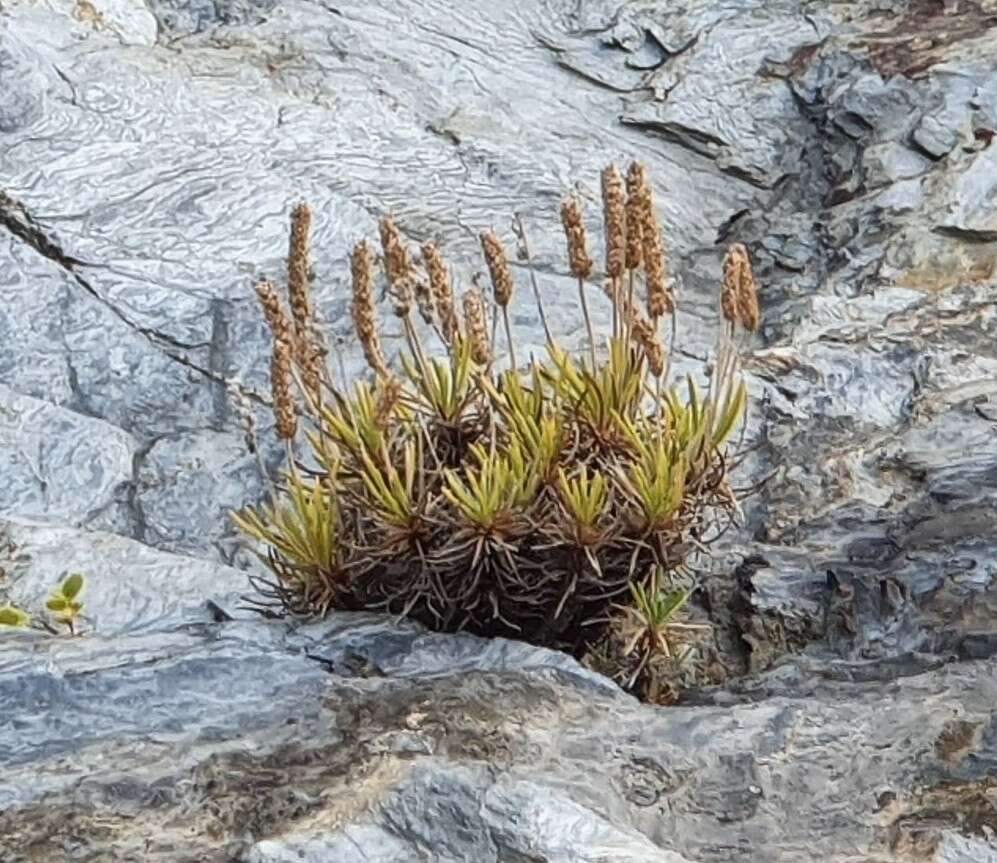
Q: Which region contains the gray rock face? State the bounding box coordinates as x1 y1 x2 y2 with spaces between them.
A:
2 0 997 859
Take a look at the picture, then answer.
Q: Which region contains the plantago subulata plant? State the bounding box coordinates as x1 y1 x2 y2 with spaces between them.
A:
234 163 760 699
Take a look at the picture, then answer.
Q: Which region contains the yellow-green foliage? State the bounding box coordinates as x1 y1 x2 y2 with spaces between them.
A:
235 162 759 665
0 573 87 635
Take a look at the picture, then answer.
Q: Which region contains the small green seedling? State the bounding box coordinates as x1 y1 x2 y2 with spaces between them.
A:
624 568 693 659
0 573 87 635
46 573 86 634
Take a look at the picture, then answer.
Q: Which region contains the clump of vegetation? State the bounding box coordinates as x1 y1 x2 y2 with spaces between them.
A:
0 573 87 635
234 163 760 700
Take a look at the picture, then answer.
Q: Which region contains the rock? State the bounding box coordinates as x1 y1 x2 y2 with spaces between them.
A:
0 386 135 529
2 0 997 859
0 519 249 634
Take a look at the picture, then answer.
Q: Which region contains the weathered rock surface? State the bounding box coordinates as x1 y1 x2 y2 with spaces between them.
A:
2 0 997 859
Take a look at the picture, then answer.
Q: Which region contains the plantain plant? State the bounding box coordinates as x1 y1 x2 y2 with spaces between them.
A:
233 163 761 700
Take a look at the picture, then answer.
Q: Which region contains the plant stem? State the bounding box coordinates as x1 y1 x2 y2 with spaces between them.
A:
404 316 434 385
577 277 597 368
502 304 517 371
513 213 553 346
625 269 636 340
610 276 620 341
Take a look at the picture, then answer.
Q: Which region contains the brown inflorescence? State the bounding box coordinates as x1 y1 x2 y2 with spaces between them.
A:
256 278 298 441
624 162 644 271
271 337 298 440
733 244 760 332
560 197 593 280
462 287 491 365
287 202 313 333
379 216 415 317
286 204 326 399
350 240 391 379
256 278 294 346
628 308 666 378
721 243 760 331
422 242 461 344
720 246 741 326
601 165 627 280
480 230 514 307
630 162 673 319
414 275 435 326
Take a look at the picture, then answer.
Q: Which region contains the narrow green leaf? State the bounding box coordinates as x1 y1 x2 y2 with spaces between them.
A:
60 573 85 600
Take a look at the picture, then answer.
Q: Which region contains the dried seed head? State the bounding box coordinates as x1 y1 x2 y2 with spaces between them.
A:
271 337 298 440
414 275 435 326
720 246 741 325
285 204 325 401
297 337 324 404
256 278 295 346
625 162 645 270
732 243 761 332
601 164 626 279
422 241 460 344
226 379 259 454
634 169 673 319
480 230 514 307
644 339 666 378
560 197 593 280
462 287 491 365
350 240 391 379
379 216 415 317
721 243 760 331
287 202 313 334
627 308 665 375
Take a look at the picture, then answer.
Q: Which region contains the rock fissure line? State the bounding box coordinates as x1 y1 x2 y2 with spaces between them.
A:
0 189 268 407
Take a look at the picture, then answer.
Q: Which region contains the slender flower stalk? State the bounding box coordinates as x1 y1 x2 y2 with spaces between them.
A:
602 165 627 339
481 230 517 370
561 196 596 366
513 213 553 345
